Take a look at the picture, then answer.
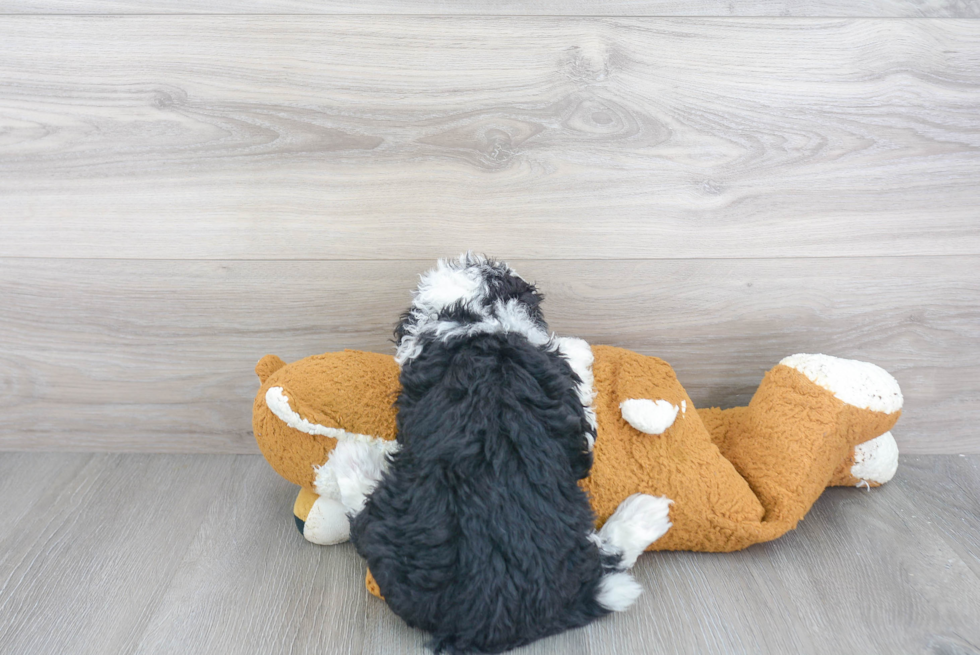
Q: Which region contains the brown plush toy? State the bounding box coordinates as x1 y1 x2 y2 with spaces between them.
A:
253 344 901 597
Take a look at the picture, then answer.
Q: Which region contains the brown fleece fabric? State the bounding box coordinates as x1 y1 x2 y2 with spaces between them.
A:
579 346 765 552
252 350 399 490
253 346 899 555
365 569 383 600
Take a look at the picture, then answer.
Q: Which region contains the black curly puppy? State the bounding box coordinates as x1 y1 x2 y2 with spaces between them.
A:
339 254 669 654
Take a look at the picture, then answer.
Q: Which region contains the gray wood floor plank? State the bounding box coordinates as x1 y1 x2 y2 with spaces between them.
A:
898 454 980 581
1 17 978 260
3 0 977 17
2 454 979 654
0 454 236 655
581 464 980 654
2 257 976 454
131 456 370 655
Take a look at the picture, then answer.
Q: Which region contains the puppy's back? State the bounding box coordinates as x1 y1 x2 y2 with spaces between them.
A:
350 332 607 654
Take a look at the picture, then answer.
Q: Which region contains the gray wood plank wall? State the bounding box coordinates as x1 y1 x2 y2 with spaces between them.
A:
4 1 979 17
1 6 978 454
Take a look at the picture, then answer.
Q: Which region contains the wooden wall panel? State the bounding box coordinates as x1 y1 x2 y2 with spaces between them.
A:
2 256 976 454
3 1 978 17
1 17 978 260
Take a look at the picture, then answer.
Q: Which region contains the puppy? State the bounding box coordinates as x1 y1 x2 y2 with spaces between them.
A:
334 254 670 653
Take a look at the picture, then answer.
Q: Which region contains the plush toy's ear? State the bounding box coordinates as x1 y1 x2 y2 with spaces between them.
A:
255 354 286 383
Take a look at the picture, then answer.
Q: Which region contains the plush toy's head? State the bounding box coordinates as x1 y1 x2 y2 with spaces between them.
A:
252 350 399 490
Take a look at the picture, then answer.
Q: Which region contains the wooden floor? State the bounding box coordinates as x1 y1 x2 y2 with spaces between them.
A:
0 452 977 655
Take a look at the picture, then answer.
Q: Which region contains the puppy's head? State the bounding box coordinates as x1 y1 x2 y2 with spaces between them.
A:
394 253 549 366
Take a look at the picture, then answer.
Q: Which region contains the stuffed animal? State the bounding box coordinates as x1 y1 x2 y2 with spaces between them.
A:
253 343 902 596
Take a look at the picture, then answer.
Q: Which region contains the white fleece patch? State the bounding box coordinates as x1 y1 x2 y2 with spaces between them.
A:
265 386 381 444
597 493 673 569
779 353 903 414
395 253 550 366
851 431 899 484
303 496 351 545
596 571 643 612
554 336 598 449
315 439 399 516
620 399 679 435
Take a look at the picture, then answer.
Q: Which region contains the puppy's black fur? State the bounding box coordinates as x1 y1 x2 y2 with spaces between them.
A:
350 260 616 654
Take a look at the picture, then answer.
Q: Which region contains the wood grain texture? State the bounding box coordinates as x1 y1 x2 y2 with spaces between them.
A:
1 453 978 654
0 453 237 654
897 455 980 580
2 256 977 454
3 1 979 17
1 17 978 260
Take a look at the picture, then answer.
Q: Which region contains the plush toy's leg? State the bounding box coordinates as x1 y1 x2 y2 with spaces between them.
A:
365 569 383 599
584 346 768 553
828 431 900 488
700 400 901 491
705 354 902 543
288 436 400 548
293 486 318 532
292 486 351 545
590 494 674 612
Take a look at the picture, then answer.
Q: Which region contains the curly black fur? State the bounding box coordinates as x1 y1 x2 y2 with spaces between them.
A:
350 331 613 654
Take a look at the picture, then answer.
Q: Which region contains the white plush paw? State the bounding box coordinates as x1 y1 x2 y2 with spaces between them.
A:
598 493 673 569
851 431 900 485
620 399 679 435
780 353 903 414
303 496 351 545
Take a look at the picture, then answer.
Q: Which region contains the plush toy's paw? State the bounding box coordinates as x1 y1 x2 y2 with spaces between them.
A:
779 353 903 414
302 496 351 545
619 399 680 435
851 431 900 486
597 493 673 568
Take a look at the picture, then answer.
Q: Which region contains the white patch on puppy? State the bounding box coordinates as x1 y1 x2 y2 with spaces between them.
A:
592 494 672 612
851 431 900 484
395 253 551 366
779 353 903 414
554 336 598 449
595 571 643 612
597 493 673 569
414 258 486 315
620 399 679 435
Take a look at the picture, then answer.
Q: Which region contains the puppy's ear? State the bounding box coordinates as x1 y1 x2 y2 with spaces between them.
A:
255 354 286 383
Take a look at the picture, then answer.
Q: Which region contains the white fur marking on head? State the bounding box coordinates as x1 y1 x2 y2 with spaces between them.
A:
851 431 899 484
413 259 486 315
596 571 643 612
395 254 550 366
620 399 679 435
597 493 673 569
265 386 381 444
303 496 351 545
315 439 399 516
779 353 903 414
